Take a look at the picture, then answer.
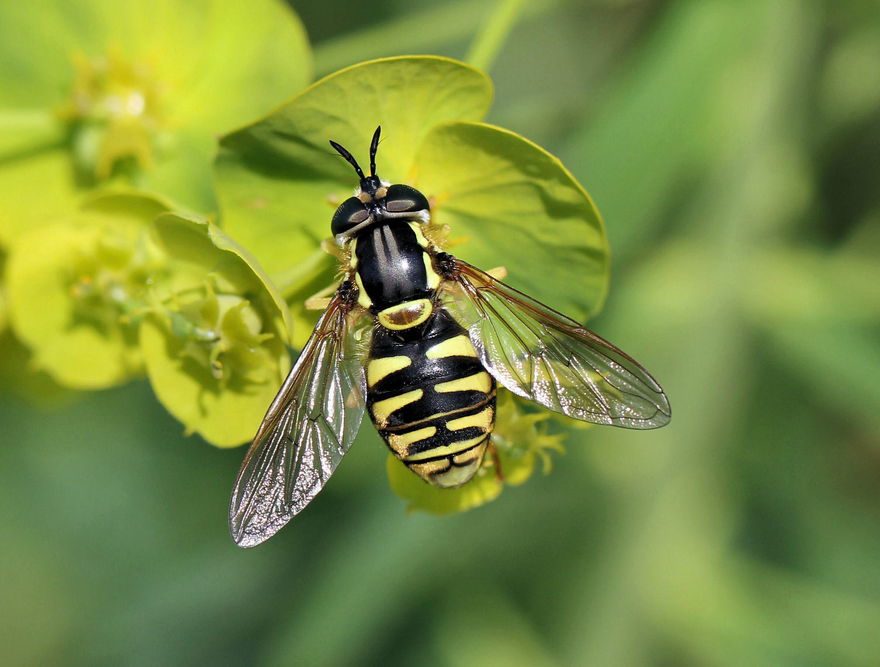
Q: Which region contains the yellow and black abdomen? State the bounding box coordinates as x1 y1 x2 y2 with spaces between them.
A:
366 309 497 488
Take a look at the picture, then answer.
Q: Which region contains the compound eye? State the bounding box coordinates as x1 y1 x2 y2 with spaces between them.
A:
384 184 429 213
331 197 370 237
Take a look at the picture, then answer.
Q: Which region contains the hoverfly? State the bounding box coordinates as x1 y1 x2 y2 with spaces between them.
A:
229 127 670 547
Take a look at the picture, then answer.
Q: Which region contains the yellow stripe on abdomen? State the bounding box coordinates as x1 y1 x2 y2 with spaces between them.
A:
405 436 490 489
434 371 493 394
366 355 412 387
425 335 477 360
386 426 437 457
446 406 494 433
370 389 423 428
403 434 488 461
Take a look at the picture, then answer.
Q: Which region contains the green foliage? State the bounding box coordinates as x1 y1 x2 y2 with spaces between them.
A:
6 192 291 444
141 212 291 446
416 121 607 318
7 192 169 388
0 0 311 245
0 0 309 435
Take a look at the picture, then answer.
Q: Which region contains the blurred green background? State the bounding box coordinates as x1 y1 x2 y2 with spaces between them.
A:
3 0 880 665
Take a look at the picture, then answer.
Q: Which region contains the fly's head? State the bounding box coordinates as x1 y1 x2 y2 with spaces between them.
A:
330 126 430 246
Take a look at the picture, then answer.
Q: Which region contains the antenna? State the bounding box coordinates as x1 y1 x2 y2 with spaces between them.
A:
329 139 366 180
329 127 384 195
369 126 381 177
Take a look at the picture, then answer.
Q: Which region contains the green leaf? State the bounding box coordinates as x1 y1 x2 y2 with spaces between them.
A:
417 121 607 319
6 192 170 389
0 0 312 244
141 213 291 447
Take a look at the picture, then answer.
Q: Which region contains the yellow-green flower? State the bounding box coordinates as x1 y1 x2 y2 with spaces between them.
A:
7 193 169 389
140 212 292 447
0 0 312 246
7 192 292 445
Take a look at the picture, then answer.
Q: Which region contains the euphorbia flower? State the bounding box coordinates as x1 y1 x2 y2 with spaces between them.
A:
7 192 292 446
0 0 312 246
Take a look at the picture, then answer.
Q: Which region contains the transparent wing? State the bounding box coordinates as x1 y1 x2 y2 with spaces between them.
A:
445 258 671 429
229 294 369 547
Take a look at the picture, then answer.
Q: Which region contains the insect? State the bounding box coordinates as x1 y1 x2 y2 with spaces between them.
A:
229 127 671 547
